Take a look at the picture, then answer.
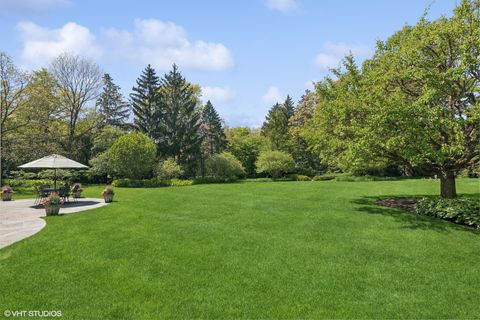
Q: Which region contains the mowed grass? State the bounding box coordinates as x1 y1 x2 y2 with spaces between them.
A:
0 179 479 319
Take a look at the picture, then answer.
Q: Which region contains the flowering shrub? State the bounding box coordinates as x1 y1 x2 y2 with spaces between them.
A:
102 185 115 196
156 158 184 179
1 185 13 194
42 192 64 207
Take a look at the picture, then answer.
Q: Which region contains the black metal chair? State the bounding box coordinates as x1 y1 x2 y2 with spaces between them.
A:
35 185 50 205
58 186 70 203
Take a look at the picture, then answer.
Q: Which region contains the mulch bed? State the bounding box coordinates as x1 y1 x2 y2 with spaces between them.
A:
375 197 418 212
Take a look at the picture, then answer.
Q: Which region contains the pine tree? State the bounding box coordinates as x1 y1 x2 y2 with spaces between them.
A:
96 74 130 128
200 100 227 155
157 64 202 175
130 65 161 139
283 95 295 119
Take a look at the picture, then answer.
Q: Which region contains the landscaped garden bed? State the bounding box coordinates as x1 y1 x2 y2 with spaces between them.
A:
376 196 480 229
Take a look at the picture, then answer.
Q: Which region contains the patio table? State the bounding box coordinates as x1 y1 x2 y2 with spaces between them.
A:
42 188 59 194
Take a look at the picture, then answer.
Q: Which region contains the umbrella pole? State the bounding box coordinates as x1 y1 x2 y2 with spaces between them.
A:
54 168 57 191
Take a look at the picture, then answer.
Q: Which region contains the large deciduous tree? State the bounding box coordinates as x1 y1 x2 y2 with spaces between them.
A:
50 53 102 157
0 52 29 177
288 90 323 175
8 69 64 166
304 0 480 198
226 127 270 176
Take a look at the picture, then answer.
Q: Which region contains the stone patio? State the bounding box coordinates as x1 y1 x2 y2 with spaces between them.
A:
0 198 108 249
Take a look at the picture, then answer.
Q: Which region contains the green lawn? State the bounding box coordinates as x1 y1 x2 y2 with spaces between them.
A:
1 179 479 319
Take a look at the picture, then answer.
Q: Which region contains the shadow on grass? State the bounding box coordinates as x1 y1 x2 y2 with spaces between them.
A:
29 200 102 209
351 195 479 234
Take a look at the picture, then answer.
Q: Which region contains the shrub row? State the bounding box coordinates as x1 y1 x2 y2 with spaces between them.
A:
2 179 54 188
112 176 238 188
416 197 480 229
335 175 402 182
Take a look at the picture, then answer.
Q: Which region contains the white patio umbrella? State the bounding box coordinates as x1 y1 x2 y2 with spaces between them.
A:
19 154 88 189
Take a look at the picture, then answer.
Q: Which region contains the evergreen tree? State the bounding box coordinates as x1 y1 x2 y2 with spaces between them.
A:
157 64 202 175
130 65 161 139
283 95 295 119
262 103 287 150
200 100 227 155
96 74 130 128
261 95 296 151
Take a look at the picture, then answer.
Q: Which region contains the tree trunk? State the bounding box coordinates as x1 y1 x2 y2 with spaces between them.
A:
440 170 456 199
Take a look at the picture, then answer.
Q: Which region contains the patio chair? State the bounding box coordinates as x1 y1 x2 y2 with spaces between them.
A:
35 186 50 205
58 186 70 203
71 184 83 202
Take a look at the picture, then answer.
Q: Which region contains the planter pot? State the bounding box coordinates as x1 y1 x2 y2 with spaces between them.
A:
103 194 114 203
45 205 61 216
1 192 13 201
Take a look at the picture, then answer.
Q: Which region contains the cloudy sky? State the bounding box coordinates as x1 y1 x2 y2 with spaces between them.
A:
0 0 455 127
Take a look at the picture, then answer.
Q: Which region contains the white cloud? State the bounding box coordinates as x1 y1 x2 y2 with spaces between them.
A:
17 19 235 72
314 53 340 70
17 21 102 68
262 86 285 105
102 19 234 71
202 86 236 105
0 0 72 13
265 0 298 13
314 41 372 71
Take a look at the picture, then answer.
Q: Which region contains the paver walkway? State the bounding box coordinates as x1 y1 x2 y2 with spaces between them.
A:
0 198 108 249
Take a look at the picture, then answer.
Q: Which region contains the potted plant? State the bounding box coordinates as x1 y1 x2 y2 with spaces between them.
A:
43 192 64 216
71 182 83 199
1 186 13 201
102 185 115 203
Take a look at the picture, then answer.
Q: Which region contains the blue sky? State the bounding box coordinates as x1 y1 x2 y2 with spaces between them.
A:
0 0 456 127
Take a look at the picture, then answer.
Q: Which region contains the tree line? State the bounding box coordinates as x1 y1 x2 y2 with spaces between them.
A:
1 0 478 198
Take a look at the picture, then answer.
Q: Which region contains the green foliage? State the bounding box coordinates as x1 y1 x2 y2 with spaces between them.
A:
335 175 401 182
43 192 62 206
2 179 54 188
112 177 231 188
200 100 227 156
108 132 157 179
226 127 270 176
102 185 115 195
256 150 295 178
206 152 245 180
262 95 295 151
89 152 112 178
130 64 161 139
91 126 125 156
170 179 194 187
312 175 336 181
302 1 480 198
294 174 311 181
416 196 480 228
288 90 324 175
96 73 130 129
157 65 202 176
37 169 72 180
156 158 184 180
113 178 169 188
